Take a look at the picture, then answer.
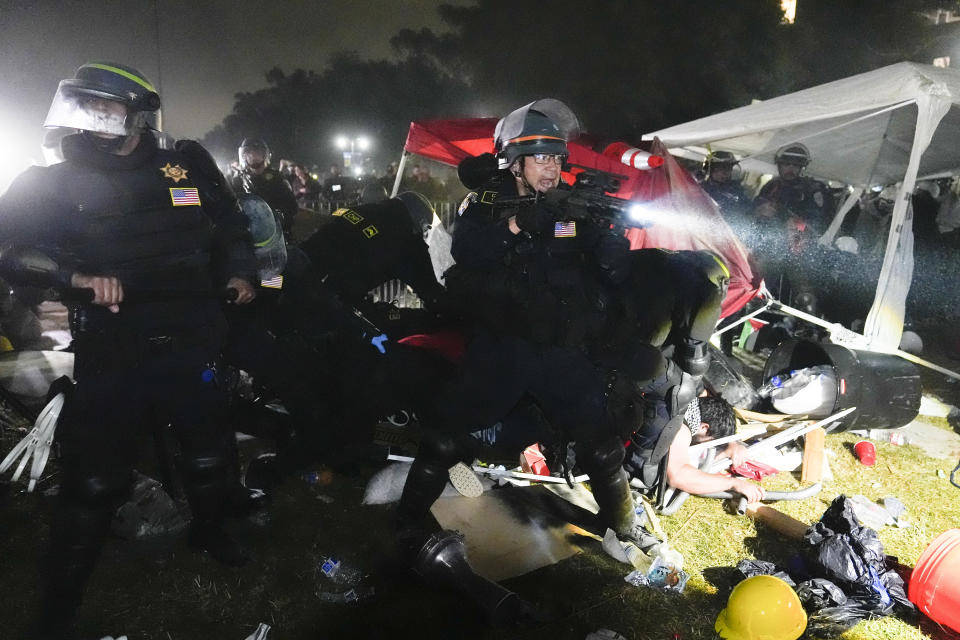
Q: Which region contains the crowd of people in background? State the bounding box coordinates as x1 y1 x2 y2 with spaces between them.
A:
227 148 464 225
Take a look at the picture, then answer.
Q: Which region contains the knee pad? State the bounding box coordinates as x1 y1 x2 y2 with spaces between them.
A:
577 435 626 478
678 337 710 377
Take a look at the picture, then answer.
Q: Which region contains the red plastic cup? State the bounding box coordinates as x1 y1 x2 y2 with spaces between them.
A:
854 440 876 466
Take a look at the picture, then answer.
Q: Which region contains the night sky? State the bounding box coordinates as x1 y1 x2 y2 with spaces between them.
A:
0 0 467 164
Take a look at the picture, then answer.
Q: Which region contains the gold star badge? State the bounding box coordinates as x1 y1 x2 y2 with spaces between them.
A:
160 163 189 183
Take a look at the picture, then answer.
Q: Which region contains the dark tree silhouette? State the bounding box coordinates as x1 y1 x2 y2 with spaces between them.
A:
203 0 960 163
202 53 476 169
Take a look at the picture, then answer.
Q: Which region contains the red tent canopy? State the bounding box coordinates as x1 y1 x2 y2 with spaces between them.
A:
402 119 758 318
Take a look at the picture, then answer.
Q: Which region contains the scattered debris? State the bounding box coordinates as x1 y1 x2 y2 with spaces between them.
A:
243 623 270 640
585 629 627 640
315 556 374 604
448 461 484 497
624 557 689 593
849 494 896 530
111 472 187 539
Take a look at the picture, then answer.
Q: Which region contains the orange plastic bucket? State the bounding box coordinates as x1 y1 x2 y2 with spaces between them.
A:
909 528 960 633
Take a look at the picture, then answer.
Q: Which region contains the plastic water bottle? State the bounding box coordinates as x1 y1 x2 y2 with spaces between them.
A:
757 370 797 397
868 429 910 446
318 557 364 585
622 542 653 572
760 365 833 398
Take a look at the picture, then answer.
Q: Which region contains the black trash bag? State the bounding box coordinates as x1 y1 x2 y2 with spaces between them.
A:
735 559 796 586
796 578 847 610
801 495 915 621
111 471 188 539
805 597 881 638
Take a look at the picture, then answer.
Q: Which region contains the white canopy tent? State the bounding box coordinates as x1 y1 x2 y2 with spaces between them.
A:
644 62 960 351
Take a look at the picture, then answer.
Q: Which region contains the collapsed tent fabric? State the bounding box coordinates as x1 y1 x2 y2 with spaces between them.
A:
401 120 757 317
643 62 960 349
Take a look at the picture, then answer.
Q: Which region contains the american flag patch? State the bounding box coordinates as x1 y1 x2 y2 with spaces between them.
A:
169 187 201 206
554 221 576 237
260 274 284 289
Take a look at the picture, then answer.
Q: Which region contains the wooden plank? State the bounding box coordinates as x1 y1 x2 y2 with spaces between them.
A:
744 503 809 540
801 427 826 483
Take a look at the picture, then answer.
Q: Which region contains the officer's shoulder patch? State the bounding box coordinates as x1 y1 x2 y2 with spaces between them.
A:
333 208 364 224
458 192 478 217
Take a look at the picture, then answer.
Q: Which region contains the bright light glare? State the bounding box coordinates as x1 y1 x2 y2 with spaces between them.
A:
353 166 363 177
356 136 370 151
627 203 652 225
626 202 685 229
0 125 36 196
335 136 348 150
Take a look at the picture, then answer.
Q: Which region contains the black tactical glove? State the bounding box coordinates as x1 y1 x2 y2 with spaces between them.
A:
594 230 632 283
514 202 558 234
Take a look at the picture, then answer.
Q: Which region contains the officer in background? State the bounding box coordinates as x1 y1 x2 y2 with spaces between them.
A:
0 62 257 639
752 143 834 301
753 143 834 246
395 99 659 582
228 138 299 240
700 150 751 222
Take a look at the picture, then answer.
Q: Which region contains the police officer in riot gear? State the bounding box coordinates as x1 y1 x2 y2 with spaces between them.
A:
754 143 835 234
752 143 834 303
228 138 299 240
700 150 750 221
0 61 257 639
396 100 659 600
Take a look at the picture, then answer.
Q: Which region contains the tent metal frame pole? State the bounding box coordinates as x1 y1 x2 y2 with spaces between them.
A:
818 186 863 246
391 151 408 198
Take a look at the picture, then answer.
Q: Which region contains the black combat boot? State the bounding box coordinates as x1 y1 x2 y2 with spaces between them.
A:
182 455 250 566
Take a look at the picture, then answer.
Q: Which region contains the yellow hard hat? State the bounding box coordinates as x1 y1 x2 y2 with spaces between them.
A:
715 575 807 640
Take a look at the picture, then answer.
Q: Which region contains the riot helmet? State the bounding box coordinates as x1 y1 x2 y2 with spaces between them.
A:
359 182 389 205
44 62 161 137
494 98 579 169
395 191 436 235
774 143 811 167
238 194 287 280
239 138 271 173
703 150 741 183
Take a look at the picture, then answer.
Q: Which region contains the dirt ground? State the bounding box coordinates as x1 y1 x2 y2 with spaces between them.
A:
2 307 960 639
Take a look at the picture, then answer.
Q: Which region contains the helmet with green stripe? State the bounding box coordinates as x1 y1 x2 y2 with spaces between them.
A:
44 62 162 136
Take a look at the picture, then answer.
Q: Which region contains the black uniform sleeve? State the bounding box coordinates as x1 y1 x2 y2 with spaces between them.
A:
176 140 258 285
450 195 518 268
394 235 444 305
0 167 76 288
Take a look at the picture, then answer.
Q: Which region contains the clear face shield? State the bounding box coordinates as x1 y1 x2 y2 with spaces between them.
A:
240 148 268 172
43 84 140 137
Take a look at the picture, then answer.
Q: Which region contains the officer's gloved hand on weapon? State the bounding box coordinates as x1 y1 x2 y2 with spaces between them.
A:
513 198 560 234
0 245 245 305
